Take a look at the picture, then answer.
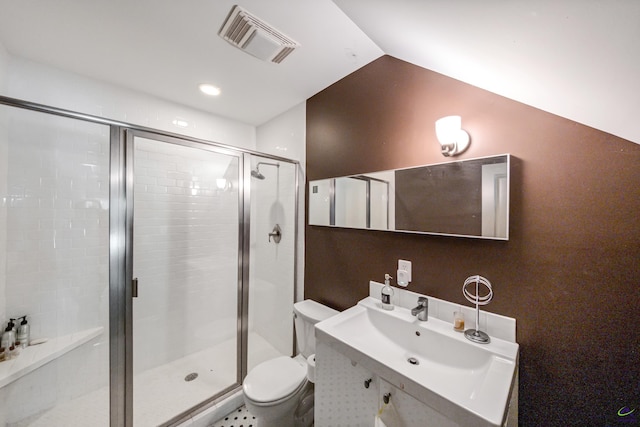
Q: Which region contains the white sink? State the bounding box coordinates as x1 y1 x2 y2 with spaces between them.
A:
315 296 519 427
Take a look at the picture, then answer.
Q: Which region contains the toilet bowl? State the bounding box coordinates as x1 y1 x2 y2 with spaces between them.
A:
243 356 309 426
242 300 338 427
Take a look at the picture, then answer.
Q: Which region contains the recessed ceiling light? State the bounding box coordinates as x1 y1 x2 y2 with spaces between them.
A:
199 84 221 96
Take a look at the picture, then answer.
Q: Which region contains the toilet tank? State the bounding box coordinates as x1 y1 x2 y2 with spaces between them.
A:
293 300 338 358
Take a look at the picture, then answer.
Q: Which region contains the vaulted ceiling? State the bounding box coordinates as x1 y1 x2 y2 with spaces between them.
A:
0 0 638 143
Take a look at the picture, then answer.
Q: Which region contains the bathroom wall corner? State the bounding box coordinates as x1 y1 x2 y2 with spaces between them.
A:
256 102 306 303
256 102 306 163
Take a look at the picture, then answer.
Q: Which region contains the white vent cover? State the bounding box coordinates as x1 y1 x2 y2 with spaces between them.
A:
219 5 300 64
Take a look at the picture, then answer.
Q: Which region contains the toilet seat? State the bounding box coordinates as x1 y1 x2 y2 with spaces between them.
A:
243 356 307 404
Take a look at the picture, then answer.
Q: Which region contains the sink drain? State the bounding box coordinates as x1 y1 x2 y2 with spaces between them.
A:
407 357 419 365
184 372 198 382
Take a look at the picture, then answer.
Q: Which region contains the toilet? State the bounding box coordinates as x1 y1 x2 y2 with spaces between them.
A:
242 299 338 427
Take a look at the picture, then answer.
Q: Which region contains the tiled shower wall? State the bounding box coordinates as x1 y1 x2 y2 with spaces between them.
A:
132 138 240 373
254 102 307 322
3 108 110 342
0 106 111 425
249 158 297 362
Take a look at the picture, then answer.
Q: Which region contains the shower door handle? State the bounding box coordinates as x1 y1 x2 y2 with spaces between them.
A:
132 277 139 298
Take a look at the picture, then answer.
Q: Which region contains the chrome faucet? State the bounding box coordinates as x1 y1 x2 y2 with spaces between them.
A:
411 297 429 321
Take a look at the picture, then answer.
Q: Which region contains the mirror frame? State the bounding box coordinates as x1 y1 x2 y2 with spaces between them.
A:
308 154 510 240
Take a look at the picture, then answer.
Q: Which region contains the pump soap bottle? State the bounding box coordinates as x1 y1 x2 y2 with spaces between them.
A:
381 273 394 310
1 323 16 355
17 316 30 348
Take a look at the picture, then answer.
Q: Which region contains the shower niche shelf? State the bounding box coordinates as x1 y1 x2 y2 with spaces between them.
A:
0 326 103 388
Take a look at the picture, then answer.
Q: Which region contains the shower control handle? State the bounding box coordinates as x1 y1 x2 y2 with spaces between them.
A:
268 224 282 244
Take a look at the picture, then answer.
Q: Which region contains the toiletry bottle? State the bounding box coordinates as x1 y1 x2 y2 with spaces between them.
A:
7 318 16 335
381 273 394 310
9 318 20 347
453 309 465 331
1 324 16 354
17 316 30 348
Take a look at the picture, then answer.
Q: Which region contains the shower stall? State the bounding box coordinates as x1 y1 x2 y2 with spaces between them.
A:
0 97 298 426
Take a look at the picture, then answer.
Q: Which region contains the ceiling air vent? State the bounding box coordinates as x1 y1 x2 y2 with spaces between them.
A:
219 5 300 64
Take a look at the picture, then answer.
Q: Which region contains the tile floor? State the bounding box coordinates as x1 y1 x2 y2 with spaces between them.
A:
209 406 255 427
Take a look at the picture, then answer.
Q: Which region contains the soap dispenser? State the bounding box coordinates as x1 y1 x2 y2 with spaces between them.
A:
381 273 394 310
17 316 30 348
7 318 16 335
1 323 16 354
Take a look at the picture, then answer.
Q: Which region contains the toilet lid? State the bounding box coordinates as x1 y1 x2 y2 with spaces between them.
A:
243 356 306 403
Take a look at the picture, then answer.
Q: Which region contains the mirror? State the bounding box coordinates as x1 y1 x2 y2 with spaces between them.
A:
308 154 510 240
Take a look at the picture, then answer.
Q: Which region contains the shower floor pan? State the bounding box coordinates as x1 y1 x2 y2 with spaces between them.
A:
12 333 281 427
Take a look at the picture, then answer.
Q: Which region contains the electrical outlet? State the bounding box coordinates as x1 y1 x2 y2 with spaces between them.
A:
398 259 412 283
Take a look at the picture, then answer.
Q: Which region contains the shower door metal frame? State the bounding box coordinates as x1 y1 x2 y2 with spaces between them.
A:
0 94 301 427
240 154 252 381
241 154 301 364
111 126 131 426
123 129 247 426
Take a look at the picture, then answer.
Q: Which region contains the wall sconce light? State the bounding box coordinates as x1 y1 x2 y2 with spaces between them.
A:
435 115 470 157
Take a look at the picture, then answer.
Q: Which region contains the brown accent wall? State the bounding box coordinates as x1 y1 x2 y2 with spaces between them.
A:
305 56 640 426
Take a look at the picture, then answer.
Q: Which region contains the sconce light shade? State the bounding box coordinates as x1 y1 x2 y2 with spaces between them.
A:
435 115 470 156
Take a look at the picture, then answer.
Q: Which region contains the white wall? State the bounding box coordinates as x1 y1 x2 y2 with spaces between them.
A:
0 41 8 92
0 106 111 425
255 102 305 163
256 103 306 302
3 56 256 149
248 157 297 364
3 110 110 340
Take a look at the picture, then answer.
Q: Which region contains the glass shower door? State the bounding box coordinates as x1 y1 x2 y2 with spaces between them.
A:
129 134 241 426
246 155 297 372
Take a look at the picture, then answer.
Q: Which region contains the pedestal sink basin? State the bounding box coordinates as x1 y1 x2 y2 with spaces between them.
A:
315 296 519 426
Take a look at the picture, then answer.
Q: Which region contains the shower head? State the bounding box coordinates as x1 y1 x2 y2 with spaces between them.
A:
251 162 279 180
251 169 265 180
